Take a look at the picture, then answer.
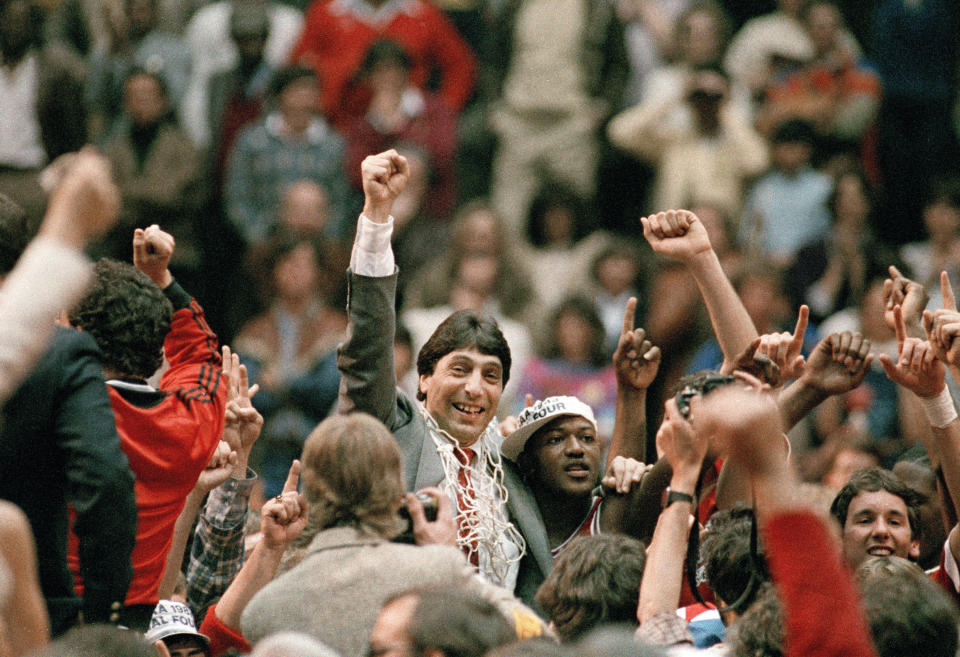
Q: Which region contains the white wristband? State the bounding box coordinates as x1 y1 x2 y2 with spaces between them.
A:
921 387 958 429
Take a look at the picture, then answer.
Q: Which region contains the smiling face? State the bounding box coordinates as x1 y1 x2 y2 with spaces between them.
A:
842 489 920 569
523 415 601 497
419 348 503 446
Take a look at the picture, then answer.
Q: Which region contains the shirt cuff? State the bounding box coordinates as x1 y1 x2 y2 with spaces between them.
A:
350 214 395 277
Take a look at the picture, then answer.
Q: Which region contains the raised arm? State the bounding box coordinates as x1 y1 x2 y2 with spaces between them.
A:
641 209 757 373
600 297 663 540
635 399 707 643
337 150 412 425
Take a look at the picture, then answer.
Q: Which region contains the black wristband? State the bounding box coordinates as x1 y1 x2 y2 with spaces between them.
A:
664 487 696 509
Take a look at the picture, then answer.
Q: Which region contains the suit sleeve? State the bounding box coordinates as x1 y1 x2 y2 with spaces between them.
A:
57 331 137 623
336 270 402 429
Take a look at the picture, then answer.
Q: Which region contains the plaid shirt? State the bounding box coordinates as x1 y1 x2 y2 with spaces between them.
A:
186 470 257 621
636 611 696 648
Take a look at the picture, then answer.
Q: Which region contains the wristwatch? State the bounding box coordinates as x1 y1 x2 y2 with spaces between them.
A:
663 487 696 509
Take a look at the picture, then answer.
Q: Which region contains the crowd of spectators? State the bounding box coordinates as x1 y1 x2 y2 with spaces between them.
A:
2 0 960 656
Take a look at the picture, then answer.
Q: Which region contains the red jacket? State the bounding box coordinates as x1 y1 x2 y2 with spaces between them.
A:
69 281 226 607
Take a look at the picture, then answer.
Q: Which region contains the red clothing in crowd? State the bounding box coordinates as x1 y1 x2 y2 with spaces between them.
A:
68 282 226 607
290 0 475 124
201 602 252 657
764 511 878 657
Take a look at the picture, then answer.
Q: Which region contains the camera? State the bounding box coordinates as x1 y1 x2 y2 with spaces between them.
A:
394 492 439 544
674 373 736 418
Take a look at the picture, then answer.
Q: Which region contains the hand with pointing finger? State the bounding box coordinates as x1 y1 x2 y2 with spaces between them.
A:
613 297 661 391
261 460 309 551
883 265 928 339
756 304 809 381
880 306 945 398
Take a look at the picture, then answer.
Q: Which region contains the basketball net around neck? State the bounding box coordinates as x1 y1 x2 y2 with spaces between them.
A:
418 404 527 586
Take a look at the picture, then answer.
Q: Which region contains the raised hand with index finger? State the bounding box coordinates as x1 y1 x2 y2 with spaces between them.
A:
612 297 661 391
261 459 309 550
879 305 945 399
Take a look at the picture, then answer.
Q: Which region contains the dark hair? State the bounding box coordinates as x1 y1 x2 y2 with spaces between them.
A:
526 182 592 247
677 1 732 63
830 467 923 539
772 118 816 145
701 505 769 613
925 175 960 211
270 65 319 97
545 295 608 367
535 534 646 642
0 193 30 275
69 259 172 378
392 587 515 657
246 229 324 300
828 167 878 221
727 583 783 657
859 563 959 657
415 310 511 400
360 39 412 76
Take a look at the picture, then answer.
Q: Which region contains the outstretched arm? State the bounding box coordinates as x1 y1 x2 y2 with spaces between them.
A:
338 150 412 426
641 210 757 373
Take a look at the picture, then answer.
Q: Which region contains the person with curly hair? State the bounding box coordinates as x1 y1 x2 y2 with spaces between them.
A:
66 225 227 632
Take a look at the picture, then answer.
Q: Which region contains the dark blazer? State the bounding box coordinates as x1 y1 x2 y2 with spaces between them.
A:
0 328 137 636
336 269 553 607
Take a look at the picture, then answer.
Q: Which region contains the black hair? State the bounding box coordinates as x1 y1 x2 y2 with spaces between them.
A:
525 181 592 247
545 295 608 368
415 310 511 400
925 175 960 211
830 466 923 540
270 65 320 98
0 193 30 275
701 505 769 614
69 259 172 378
772 118 816 145
360 39 412 76
535 534 647 642
727 582 783 657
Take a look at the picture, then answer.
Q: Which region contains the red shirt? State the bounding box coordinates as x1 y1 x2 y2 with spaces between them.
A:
290 0 476 124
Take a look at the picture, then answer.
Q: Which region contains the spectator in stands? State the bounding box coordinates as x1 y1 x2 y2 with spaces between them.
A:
899 177 960 307
289 0 475 127
84 0 190 141
99 69 205 284
235 232 346 497
206 1 276 197
756 0 881 167
343 40 458 220
609 63 768 218
485 0 628 237
0 0 86 223
182 0 302 147
225 66 350 244
738 118 832 268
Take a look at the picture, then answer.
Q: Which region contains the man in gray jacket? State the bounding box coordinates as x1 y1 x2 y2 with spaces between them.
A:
337 149 552 605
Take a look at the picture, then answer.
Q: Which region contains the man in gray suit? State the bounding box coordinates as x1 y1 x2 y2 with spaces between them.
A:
337 149 552 604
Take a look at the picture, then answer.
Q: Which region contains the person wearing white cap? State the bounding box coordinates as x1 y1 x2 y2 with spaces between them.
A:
145 600 210 657
502 298 662 558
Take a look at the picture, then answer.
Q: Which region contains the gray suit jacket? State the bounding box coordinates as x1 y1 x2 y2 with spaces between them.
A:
336 269 553 607
241 527 521 657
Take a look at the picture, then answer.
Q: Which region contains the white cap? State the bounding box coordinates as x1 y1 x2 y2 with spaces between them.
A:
144 600 210 648
501 396 597 461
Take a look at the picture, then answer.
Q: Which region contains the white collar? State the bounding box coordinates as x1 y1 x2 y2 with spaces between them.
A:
329 0 418 26
265 112 330 144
